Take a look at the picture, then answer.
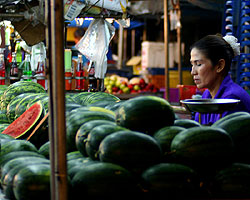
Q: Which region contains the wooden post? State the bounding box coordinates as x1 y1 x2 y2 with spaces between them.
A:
123 29 127 62
177 5 182 85
48 0 68 199
117 26 124 69
131 29 136 57
164 0 169 100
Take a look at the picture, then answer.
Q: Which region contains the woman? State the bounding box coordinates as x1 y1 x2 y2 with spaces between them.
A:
190 34 250 125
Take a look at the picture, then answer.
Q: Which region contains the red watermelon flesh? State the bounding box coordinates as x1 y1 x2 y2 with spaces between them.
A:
2 101 43 138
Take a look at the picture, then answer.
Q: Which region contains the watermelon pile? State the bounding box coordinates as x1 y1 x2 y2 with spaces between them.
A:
1 81 250 199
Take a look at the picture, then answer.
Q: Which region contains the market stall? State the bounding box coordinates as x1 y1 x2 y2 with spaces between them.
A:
1 1 250 200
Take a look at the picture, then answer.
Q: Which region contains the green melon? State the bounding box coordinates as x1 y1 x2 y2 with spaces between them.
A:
170 126 234 175
141 163 200 199
70 162 138 199
75 119 116 157
13 164 51 200
174 119 201 128
66 110 115 152
99 130 162 173
85 124 127 160
153 126 186 161
115 95 176 135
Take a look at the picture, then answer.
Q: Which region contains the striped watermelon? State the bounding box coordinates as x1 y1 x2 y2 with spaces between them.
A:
6 93 35 123
81 92 120 106
1 81 46 110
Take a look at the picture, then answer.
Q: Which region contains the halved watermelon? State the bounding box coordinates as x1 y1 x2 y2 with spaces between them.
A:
2 101 43 140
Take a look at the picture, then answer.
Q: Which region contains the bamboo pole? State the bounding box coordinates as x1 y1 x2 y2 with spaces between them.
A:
48 0 68 199
164 0 169 100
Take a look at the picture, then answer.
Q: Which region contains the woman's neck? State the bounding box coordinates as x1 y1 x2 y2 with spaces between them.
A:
208 74 226 99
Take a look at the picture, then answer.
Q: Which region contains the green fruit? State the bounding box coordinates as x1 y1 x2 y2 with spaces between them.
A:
0 140 38 157
170 126 234 173
13 164 51 200
153 126 186 160
174 119 201 128
70 162 138 199
141 163 200 199
212 163 250 198
2 101 46 148
66 110 115 152
85 124 126 160
115 96 175 135
99 130 162 173
75 120 116 157
212 114 250 163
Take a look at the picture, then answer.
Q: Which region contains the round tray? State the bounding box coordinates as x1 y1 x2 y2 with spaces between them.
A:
180 99 240 113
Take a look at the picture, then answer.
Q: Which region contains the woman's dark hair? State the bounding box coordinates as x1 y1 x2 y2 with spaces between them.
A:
190 34 235 74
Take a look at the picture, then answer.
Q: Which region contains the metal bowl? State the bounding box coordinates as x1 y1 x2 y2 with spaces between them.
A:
180 99 241 113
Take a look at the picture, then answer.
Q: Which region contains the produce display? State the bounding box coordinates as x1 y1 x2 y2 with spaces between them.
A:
1 81 250 199
104 75 159 94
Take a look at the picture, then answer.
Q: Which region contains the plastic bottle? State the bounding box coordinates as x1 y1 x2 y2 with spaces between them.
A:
75 54 84 90
22 54 32 81
0 54 6 85
35 55 46 88
15 41 22 65
88 61 97 92
9 52 19 84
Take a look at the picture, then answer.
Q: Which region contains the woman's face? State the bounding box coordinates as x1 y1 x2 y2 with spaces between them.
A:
190 48 219 89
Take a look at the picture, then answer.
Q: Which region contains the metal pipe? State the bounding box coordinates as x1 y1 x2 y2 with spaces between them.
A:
49 0 68 199
164 0 169 100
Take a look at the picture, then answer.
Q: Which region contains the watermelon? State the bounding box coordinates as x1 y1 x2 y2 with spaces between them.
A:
1 157 49 185
0 123 10 133
66 110 115 152
174 119 201 128
212 114 250 163
67 151 84 161
75 120 116 157
98 130 162 173
70 162 138 199
0 140 37 157
115 96 176 135
13 164 51 200
81 92 120 106
72 92 92 105
0 151 45 171
6 93 35 123
104 100 125 112
14 93 47 120
170 126 234 175
141 163 200 199
2 101 44 143
67 159 99 180
0 110 9 123
85 124 127 160
211 163 250 198
38 141 50 159
153 126 186 161
2 162 49 200
1 81 46 110
67 157 93 169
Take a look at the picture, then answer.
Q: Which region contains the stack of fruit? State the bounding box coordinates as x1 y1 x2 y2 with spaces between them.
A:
104 75 159 94
1 81 250 200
